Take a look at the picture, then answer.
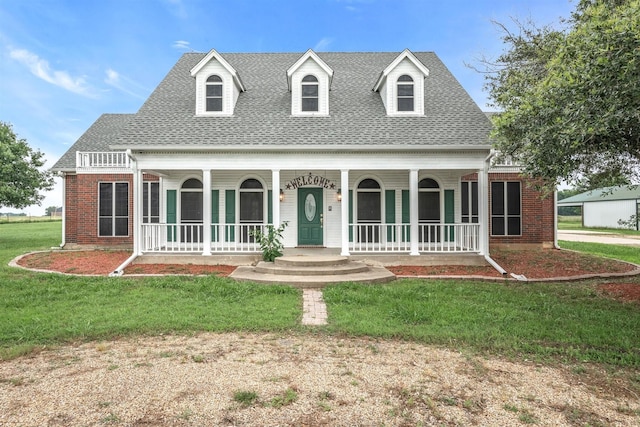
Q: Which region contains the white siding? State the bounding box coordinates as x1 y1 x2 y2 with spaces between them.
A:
380 58 425 116
584 200 637 229
193 60 241 116
290 59 330 116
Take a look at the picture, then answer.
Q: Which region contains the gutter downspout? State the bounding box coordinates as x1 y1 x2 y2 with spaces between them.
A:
109 149 139 276
482 150 508 276
59 172 66 249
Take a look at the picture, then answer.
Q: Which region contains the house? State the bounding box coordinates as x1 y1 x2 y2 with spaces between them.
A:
51 49 555 266
558 186 640 230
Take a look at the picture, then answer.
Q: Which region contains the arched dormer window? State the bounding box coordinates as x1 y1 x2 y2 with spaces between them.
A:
301 75 319 112
206 75 223 112
397 75 414 112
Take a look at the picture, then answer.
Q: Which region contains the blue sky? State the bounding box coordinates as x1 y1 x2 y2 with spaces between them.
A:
0 0 575 214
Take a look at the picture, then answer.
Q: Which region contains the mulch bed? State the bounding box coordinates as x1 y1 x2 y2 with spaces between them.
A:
15 248 640 303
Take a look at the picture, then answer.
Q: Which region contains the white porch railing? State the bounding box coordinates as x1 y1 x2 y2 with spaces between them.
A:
141 223 269 253
76 151 130 171
349 223 480 253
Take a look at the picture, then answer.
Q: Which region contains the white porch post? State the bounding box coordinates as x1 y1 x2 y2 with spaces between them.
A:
272 169 281 228
340 169 350 256
133 166 142 255
409 169 420 256
478 164 489 256
202 169 212 256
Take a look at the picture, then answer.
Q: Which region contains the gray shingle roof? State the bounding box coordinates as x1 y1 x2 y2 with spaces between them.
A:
52 114 133 171
54 51 492 170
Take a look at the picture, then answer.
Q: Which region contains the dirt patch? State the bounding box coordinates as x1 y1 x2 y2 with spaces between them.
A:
598 283 640 303
17 250 131 275
125 263 235 276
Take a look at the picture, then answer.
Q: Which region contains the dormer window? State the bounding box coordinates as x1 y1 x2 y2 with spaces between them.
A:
206 75 223 112
397 75 414 112
301 75 319 112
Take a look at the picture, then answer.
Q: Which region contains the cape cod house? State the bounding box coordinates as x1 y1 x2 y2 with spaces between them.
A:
51 49 555 267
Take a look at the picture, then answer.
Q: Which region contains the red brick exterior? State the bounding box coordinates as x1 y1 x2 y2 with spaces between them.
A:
462 172 555 248
64 173 134 247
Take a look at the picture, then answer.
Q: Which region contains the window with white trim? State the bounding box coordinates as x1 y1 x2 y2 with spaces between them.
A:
356 178 381 242
143 182 160 224
301 75 319 112
397 75 414 112
206 75 223 112
491 181 521 236
461 181 478 223
99 182 128 236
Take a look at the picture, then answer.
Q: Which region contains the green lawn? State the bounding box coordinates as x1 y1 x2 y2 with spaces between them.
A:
1 222 639 370
558 215 640 236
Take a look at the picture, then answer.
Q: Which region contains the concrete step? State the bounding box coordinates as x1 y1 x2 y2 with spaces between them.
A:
230 265 396 288
274 255 350 268
255 260 370 276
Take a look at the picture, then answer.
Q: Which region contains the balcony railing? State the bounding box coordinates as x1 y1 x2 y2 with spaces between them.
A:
76 151 130 171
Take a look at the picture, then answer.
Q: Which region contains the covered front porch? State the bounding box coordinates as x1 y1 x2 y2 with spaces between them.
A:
118 148 493 258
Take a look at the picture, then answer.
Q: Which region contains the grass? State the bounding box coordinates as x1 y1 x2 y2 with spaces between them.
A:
323 280 640 366
559 240 640 265
1 222 639 369
558 215 640 235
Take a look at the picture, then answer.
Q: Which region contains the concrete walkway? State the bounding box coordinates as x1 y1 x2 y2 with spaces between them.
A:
302 289 328 326
558 230 640 246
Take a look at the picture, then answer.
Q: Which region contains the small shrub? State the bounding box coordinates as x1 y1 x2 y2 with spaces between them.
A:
250 222 288 262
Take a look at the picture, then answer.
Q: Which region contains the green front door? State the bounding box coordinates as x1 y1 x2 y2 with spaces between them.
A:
298 187 323 246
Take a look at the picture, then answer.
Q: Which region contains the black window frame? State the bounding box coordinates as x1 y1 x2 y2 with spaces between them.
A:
98 182 129 237
491 181 522 236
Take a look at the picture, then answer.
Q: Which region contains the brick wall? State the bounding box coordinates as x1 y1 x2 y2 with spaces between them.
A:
462 172 555 247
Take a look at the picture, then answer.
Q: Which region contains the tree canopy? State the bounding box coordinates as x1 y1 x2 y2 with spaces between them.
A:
481 0 640 191
0 122 54 209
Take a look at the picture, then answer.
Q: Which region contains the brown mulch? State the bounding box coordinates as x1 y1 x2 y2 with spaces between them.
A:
15 248 640 303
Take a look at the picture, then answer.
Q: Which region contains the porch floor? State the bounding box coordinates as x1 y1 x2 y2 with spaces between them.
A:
133 248 488 267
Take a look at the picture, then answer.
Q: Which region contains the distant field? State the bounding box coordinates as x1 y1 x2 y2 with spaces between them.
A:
0 216 62 224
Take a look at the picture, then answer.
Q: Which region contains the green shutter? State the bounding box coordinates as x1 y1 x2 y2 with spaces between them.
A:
166 189 176 242
211 190 219 242
444 189 455 241
348 190 353 242
385 190 395 241
402 190 410 241
225 190 235 241
268 190 273 224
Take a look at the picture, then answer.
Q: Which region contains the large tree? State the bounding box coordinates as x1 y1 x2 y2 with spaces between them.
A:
0 122 54 209
482 0 640 191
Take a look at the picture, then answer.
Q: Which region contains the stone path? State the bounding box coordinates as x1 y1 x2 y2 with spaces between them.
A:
301 289 328 325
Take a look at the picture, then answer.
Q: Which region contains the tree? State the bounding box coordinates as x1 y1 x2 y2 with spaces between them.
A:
0 122 54 209
45 206 60 216
479 0 640 191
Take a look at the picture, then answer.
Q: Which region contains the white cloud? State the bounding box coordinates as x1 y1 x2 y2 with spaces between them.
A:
104 68 147 99
172 40 192 51
314 38 334 51
9 48 95 98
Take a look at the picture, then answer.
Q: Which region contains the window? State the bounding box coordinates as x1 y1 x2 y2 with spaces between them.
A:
461 181 478 223
357 178 381 242
418 178 440 242
143 182 160 224
99 182 128 237
240 178 264 242
301 75 319 112
397 75 414 112
206 75 223 112
181 178 203 242
491 181 521 236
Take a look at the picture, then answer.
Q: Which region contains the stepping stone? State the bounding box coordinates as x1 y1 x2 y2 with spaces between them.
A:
302 289 327 326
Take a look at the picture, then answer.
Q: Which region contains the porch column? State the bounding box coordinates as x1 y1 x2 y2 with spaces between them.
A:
202 169 212 256
133 166 143 255
272 169 281 228
340 169 350 256
409 169 420 256
478 163 489 256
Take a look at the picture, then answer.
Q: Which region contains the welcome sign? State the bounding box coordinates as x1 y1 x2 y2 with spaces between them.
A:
284 173 337 190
